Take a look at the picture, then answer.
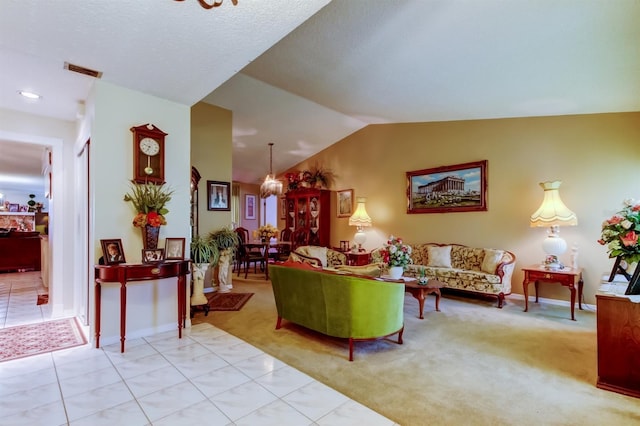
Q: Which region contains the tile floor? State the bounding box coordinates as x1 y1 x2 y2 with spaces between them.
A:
0 271 397 426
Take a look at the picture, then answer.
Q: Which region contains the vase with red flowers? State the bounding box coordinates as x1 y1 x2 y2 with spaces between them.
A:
124 181 174 249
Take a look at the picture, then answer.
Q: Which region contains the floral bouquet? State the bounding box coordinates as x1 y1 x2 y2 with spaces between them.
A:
598 199 640 264
253 224 279 240
123 181 173 228
382 236 413 267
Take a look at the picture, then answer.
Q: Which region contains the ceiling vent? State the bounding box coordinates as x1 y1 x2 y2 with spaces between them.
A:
64 62 103 78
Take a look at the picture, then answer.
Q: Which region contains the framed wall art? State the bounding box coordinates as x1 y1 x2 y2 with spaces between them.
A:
280 197 286 220
165 237 185 260
100 239 126 265
207 180 230 211
406 160 487 214
245 194 256 220
337 189 354 218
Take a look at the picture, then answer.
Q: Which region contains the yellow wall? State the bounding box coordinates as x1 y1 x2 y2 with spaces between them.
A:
285 112 640 304
191 102 233 236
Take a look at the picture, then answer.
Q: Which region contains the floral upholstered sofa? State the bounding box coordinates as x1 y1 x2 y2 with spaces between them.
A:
372 243 516 307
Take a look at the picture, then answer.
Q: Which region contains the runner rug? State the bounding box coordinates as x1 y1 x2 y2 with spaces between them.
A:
0 318 87 362
206 292 254 311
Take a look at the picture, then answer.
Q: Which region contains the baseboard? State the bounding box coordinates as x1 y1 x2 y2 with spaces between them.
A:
506 293 596 311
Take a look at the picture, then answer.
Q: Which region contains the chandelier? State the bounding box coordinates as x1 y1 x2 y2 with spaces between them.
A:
174 0 238 10
260 143 283 198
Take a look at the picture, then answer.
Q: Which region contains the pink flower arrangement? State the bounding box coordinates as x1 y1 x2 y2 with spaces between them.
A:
598 199 640 264
382 236 413 267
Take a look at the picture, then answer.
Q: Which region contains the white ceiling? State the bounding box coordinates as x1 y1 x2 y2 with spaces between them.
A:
1 0 639 193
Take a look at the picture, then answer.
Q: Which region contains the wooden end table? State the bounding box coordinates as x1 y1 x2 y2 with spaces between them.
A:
522 265 583 321
402 278 444 319
347 251 371 266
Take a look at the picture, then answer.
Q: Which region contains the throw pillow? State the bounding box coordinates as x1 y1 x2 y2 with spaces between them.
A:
427 246 452 268
481 249 504 274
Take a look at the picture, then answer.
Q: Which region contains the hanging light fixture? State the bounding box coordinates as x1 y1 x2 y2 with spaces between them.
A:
173 0 238 10
260 143 283 198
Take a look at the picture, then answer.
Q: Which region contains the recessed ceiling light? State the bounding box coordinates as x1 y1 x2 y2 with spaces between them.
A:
18 90 42 100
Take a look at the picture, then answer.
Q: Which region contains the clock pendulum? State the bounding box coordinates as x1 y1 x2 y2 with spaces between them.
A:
145 157 153 175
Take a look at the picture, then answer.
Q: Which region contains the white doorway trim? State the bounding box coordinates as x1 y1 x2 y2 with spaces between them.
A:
0 130 66 317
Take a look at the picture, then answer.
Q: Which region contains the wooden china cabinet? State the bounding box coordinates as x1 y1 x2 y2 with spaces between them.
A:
285 188 331 247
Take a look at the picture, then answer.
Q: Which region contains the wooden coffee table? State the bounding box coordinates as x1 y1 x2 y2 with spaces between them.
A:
401 278 444 319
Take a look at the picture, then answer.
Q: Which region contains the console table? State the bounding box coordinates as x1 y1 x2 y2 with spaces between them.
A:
94 260 190 352
522 265 583 320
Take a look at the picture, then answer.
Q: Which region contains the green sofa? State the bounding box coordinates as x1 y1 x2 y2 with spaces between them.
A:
269 263 405 361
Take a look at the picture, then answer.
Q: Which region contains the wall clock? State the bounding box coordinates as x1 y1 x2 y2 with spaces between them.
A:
131 123 167 184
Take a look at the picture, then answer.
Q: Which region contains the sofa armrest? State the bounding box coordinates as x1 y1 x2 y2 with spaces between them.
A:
495 250 516 293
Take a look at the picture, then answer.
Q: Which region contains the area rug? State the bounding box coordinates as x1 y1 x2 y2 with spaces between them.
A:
36 294 48 305
206 292 253 311
0 317 87 362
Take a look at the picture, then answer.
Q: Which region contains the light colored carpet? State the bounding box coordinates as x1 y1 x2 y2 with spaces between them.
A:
193 273 640 425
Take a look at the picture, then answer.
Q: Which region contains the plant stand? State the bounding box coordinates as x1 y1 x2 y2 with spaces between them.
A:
190 263 210 317
608 256 640 295
217 250 232 293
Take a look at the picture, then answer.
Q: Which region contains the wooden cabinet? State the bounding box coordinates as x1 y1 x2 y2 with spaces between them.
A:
285 188 331 247
0 233 41 272
596 294 640 398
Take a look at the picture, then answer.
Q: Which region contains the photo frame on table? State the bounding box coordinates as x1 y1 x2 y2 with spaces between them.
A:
165 237 185 260
100 239 126 265
406 160 487 214
8 203 19 212
142 248 164 264
207 180 230 211
245 194 256 220
337 189 354 218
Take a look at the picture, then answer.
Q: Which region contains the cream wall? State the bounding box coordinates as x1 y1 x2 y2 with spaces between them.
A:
287 112 640 305
191 102 233 236
237 182 261 233
89 81 191 343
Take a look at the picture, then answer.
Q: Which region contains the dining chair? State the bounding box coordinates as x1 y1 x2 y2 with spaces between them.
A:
275 228 293 261
235 227 265 278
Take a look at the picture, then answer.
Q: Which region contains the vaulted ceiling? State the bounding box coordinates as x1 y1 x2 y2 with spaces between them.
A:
1 0 639 193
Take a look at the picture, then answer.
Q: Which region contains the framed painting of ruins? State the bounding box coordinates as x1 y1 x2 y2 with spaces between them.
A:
406 160 487 214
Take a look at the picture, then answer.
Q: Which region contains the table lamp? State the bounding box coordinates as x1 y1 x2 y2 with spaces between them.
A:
349 197 372 251
530 181 578 270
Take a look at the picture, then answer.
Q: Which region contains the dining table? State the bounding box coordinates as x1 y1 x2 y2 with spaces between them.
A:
244 240 291 280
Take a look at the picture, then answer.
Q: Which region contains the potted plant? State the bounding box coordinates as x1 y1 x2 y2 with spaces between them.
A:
191 234 219 265
303 164 335 189
189 234 218 306
208 227 241 293
123 181 174 249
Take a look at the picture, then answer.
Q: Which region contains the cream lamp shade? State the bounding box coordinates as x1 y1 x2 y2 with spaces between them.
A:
349 197 372 250
530 181 577 270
